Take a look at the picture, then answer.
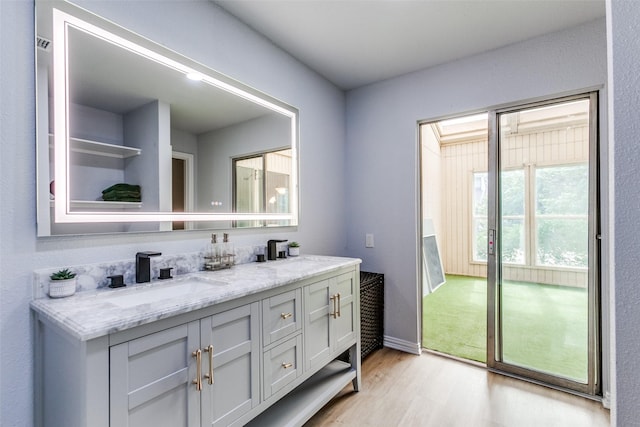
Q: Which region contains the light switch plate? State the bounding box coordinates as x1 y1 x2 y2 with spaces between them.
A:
365 233 374 248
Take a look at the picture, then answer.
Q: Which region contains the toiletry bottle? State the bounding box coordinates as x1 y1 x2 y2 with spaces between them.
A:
223 233 234 265
211 233 220 267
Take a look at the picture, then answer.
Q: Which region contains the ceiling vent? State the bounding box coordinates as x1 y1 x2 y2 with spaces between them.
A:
37 36 51 52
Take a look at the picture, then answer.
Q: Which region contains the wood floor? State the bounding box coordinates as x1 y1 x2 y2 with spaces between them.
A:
304 347 610 427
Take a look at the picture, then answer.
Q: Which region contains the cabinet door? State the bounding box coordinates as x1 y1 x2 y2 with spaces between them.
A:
200 303 260 427
110 322 201 427
304 279 332 371
333 272 357 351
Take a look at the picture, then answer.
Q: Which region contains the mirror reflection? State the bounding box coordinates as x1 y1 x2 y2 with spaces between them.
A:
36 1 299 236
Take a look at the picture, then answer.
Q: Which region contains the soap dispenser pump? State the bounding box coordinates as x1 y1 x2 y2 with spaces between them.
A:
210 233 219 258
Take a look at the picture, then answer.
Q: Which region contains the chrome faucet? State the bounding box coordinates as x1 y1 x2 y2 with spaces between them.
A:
267 240 287 261
136 251 162 283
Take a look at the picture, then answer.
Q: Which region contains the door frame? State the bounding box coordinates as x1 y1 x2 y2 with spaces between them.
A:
486 92 601 396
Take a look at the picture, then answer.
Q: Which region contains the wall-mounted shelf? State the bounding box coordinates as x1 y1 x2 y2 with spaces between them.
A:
49 134 142 158
50 200 142 209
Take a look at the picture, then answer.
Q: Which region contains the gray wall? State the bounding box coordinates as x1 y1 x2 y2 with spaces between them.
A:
0 1 346 425
345 18 608 356
608 0 640 425
197 113 290 214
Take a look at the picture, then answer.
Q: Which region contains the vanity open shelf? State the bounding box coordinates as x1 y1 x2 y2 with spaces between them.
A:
69 136 142 158
50 200 143 209
49 134 142 158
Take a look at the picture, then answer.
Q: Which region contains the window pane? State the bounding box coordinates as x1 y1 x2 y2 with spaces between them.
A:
500 169 525 264
501 169 524 216
474 217 488 261
501 218 525 264
536 164 588 215
535 164 589 268
474 173 488 216
473 172 488 262
536 218 588 267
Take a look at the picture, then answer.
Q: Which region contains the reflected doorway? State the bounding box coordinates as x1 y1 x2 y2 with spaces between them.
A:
172 151 194 230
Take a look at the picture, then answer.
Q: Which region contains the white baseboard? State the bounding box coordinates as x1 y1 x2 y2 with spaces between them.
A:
383 335 421 355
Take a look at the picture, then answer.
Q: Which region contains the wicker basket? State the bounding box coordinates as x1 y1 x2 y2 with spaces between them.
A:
360 272 384 359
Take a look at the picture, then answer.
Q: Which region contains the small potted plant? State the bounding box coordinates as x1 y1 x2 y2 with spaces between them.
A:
288 242 300 257
49 268 77 298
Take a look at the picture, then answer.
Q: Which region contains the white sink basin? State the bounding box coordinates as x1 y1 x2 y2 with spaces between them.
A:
108 277 228 308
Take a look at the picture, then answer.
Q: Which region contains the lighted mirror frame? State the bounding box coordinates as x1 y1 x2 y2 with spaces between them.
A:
49 5 299 225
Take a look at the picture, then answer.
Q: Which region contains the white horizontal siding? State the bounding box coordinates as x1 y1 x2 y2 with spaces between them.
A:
436 125 589 287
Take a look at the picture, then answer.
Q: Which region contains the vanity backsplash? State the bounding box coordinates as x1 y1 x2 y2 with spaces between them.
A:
33 244 269 299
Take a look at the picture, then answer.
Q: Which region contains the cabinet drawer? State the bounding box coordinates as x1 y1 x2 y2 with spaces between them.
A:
262 288 302 346
263 334 302 399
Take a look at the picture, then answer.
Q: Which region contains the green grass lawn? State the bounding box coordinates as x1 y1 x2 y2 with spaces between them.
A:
422 275 588 382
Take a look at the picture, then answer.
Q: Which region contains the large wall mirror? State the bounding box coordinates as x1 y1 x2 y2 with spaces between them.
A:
36 0 299 236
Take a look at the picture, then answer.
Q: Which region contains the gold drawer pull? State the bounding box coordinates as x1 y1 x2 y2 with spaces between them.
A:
192 349 202 391
282 362 293 369
336 293 341 318
329 295 337 319
204 344 214 385
281 312 293 320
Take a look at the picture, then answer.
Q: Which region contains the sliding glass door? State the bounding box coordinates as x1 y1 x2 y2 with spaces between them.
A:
487 93 600 394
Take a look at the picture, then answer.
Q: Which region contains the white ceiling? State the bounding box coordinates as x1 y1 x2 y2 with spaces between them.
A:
213 0 605 90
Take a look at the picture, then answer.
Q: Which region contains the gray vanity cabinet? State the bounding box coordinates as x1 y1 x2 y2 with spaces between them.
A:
33 261 361 427
304 272 357 372
109 303 260 427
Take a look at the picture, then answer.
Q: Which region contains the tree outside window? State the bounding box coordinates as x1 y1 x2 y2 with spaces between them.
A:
472 163 588 269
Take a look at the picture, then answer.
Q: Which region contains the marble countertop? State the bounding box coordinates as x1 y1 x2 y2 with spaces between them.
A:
30 255 361 341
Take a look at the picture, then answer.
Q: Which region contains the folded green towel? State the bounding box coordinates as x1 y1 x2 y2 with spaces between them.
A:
101 183 141 202
101 183 141 195
102 192 141 202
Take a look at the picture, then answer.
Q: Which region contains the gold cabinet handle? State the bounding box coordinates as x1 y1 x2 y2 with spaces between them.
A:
281 312 293 320
282 362 293 369
192 349 202 391
329 294 337 319
204 344 214 385
336 293 341 318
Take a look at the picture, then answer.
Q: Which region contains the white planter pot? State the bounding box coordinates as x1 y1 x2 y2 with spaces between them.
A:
49 278 77 298
288 247 300 257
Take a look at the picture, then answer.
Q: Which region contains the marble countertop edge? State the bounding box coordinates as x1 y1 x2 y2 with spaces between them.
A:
31 255 361 341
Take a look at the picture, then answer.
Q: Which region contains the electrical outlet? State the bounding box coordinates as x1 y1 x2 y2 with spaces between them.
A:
365 233 374 248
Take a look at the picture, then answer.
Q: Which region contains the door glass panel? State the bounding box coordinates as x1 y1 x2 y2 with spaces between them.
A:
235 157 263 228
497 98 591 384
264 150 291 227
535 164 589 268
500 170 525 265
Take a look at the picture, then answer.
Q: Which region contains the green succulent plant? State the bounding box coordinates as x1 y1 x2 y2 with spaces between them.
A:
288 242 300 248
50 268 76 281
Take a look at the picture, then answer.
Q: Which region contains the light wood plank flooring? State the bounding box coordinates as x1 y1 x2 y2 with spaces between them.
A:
305 347 610 427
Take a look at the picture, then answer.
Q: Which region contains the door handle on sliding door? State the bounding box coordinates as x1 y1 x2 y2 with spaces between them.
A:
488 229 495 256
